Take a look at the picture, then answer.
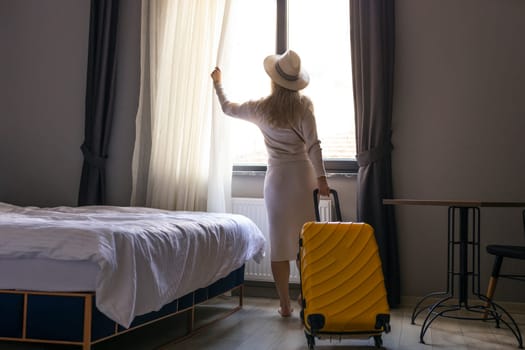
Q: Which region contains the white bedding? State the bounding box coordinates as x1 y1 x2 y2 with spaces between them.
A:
0 202 265 328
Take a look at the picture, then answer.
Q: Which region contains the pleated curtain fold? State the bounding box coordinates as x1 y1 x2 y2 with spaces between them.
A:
350 0 401 307
78 0 120 206
131 0 232 212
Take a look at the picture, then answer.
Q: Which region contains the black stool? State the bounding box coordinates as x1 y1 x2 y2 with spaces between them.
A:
485 210 525 308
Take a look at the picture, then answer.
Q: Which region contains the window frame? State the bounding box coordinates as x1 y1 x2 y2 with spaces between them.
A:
232 0 358 175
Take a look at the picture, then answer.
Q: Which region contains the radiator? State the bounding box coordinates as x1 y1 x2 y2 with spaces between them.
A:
232 197 334 283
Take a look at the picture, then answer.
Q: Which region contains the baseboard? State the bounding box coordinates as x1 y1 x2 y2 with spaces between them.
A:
243 280 300 300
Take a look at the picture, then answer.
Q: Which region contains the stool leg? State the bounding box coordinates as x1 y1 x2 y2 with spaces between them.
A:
484 255 503 319
486 276 498 302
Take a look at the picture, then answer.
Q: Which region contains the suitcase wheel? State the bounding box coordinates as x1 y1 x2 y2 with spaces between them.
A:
305 331 315 350
384 322 391 333
307 314 325 333
374 335 383 348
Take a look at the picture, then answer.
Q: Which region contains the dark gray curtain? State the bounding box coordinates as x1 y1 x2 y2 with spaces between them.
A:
78 0 120 206
350 0 400 307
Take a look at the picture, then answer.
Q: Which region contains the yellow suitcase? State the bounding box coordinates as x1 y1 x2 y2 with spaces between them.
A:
299 191 391 349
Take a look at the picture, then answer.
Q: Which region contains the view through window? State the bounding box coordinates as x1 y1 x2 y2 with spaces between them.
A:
224 0 355 166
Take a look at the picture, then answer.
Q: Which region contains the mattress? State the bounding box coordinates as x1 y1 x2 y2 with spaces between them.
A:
0 202 266 328
0 258 99 291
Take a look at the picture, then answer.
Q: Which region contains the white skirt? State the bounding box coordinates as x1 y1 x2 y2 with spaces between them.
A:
264 159 317 261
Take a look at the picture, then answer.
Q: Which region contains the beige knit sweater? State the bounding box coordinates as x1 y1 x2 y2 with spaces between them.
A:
213 83 326 178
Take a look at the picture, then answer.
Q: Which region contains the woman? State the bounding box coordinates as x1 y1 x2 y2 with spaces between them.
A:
211 50 330 317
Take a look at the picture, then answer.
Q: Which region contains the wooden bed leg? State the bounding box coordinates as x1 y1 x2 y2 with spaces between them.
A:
186 307 195 335
83 294 93 350
22 292 28 339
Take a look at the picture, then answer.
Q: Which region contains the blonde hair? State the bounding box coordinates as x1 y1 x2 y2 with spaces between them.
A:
256 82 312 128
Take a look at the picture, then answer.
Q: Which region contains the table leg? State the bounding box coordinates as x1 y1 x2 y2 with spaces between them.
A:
459 207 469 306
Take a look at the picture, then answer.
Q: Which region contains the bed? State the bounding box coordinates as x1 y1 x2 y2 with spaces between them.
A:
0 202 266 349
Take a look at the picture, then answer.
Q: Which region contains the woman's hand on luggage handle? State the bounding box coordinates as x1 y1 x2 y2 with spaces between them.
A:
317 176 330 197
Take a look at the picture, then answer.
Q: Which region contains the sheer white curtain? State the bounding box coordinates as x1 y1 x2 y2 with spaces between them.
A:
131 0 232 211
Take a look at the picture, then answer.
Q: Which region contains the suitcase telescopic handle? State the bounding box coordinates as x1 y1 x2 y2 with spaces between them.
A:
313 189 342 222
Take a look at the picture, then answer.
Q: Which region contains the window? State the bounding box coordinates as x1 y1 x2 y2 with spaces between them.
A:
224 0 356 172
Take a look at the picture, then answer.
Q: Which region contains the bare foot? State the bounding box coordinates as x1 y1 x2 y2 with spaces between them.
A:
278 307 293 317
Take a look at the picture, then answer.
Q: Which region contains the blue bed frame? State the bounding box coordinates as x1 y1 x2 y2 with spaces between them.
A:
0 265 245 349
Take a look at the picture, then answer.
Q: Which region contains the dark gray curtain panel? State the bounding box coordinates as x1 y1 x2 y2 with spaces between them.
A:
350 0 400 307
78 0 120 206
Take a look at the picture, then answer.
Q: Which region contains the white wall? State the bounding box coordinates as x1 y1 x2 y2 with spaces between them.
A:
0 0 89 206
393 0 525 302
0 0 523 302
0 0 139 207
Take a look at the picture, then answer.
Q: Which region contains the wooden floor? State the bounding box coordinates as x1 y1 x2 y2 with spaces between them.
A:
2 296 524 350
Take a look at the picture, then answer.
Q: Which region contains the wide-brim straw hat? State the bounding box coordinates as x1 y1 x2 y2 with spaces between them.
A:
263 50 309 91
